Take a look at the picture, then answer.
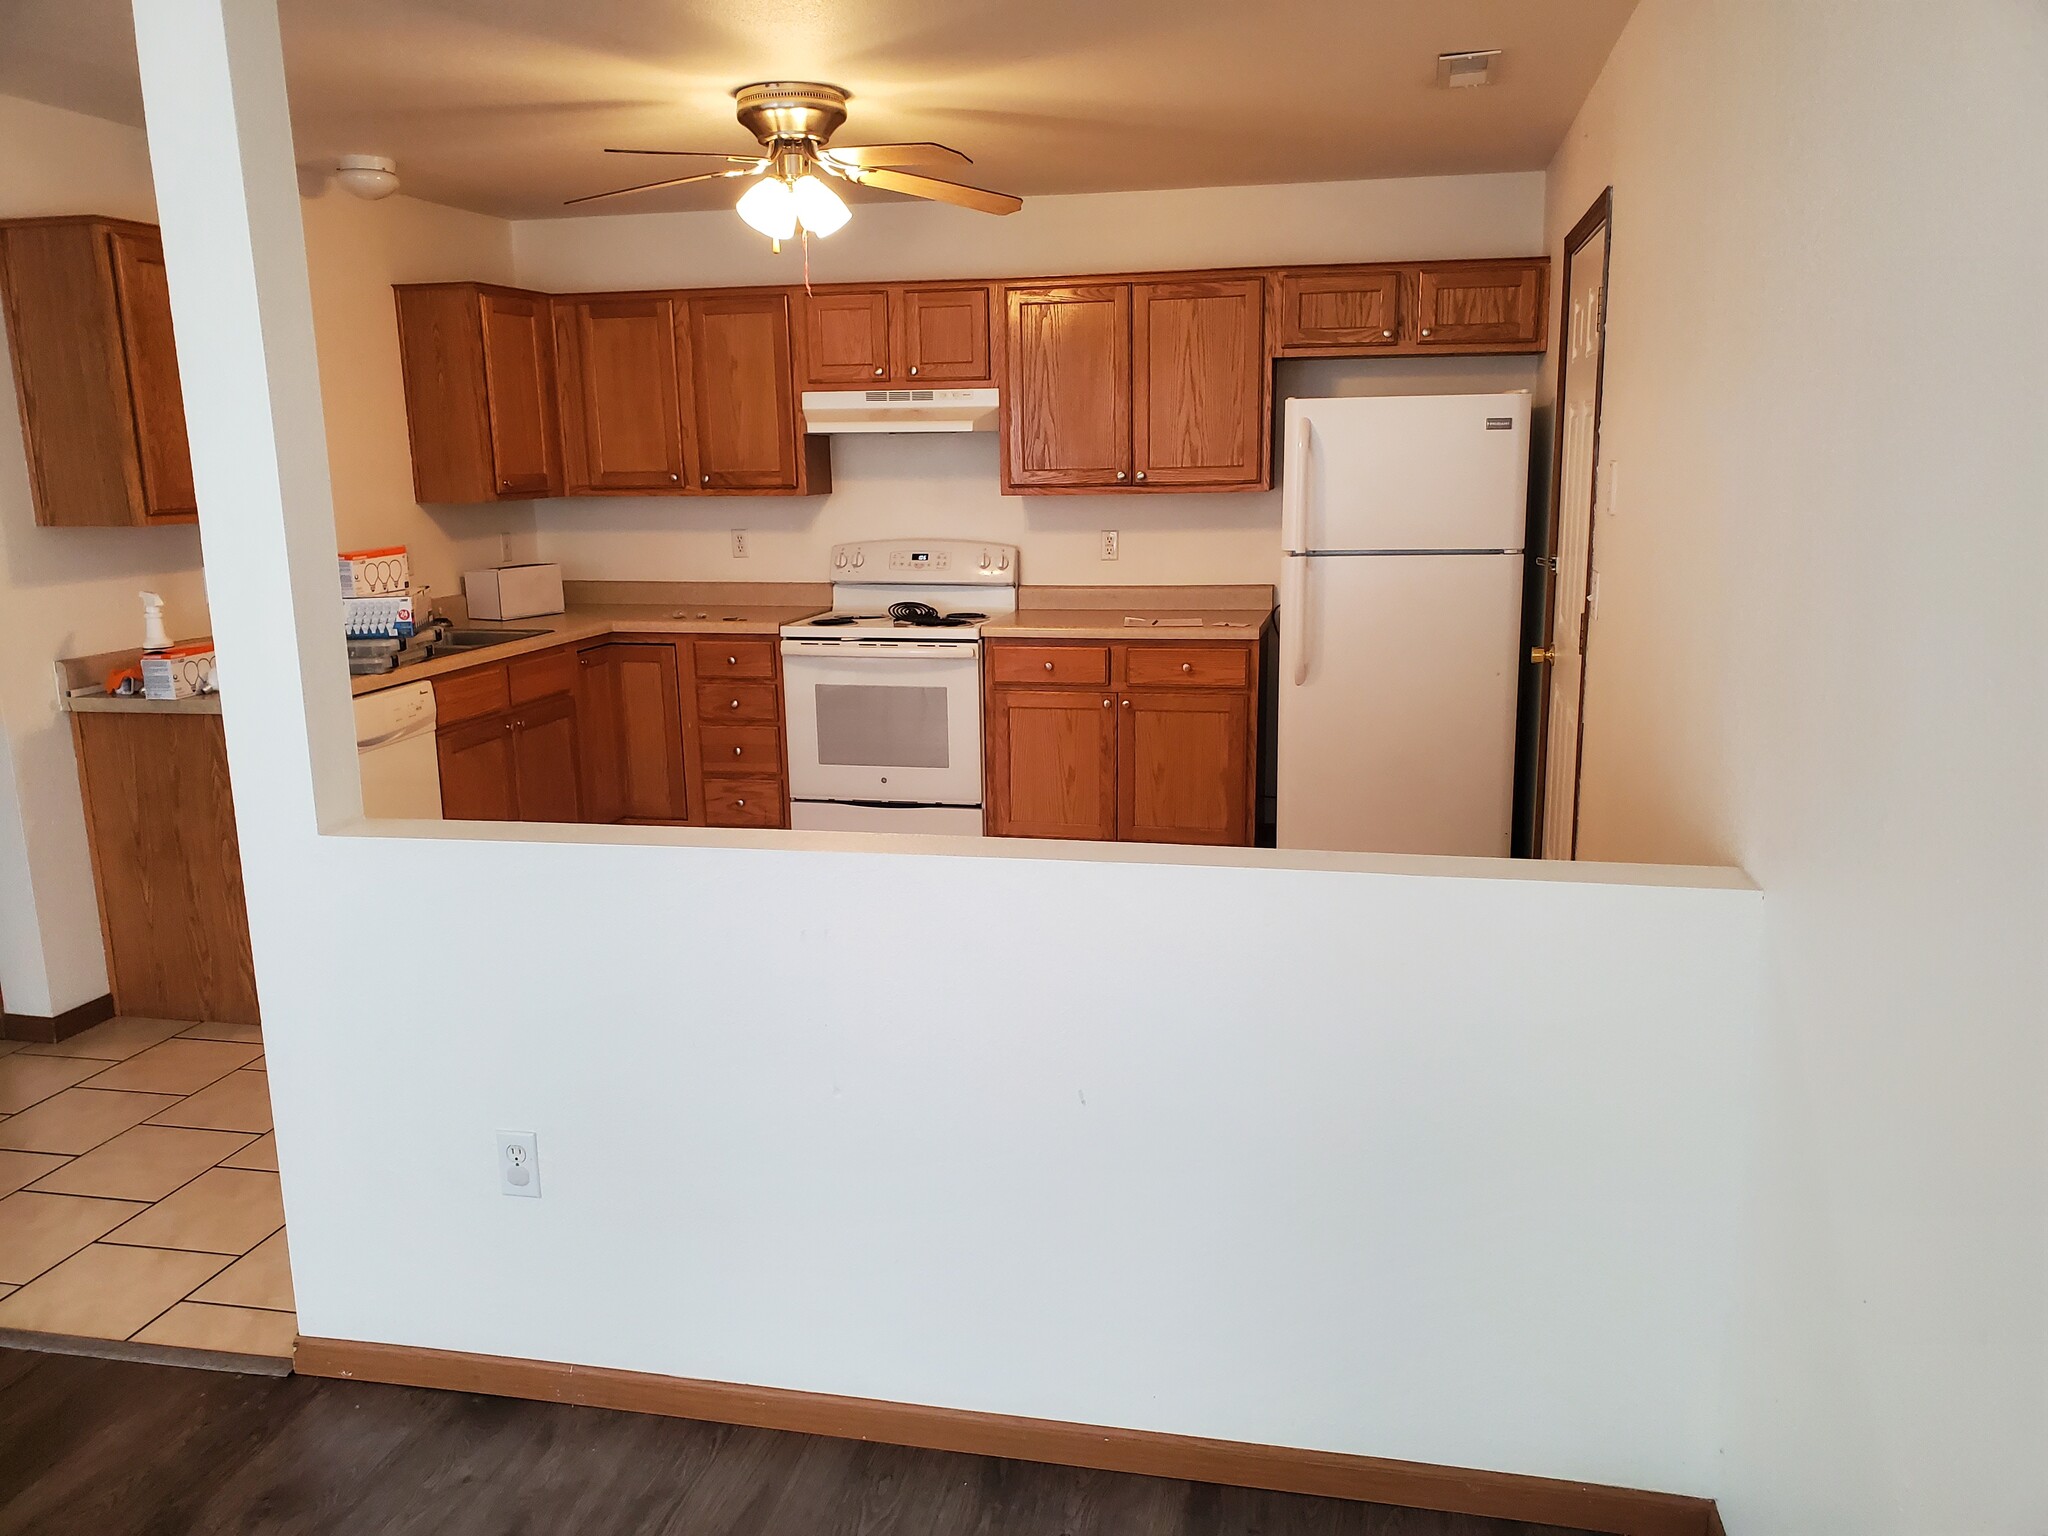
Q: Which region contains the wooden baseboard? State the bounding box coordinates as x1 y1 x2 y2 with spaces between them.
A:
1 993 114 1043
295 1337 1719 1536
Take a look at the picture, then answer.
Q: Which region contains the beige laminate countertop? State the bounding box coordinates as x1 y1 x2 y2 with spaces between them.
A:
982 608 1273 642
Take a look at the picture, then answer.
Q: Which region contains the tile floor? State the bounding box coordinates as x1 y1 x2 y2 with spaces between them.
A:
0 1019 293 1360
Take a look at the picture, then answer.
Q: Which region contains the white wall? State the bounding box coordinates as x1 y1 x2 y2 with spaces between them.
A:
1544 4 2048 1532
135 0 1767 1508
513 176 1545 588
0 94 209 1015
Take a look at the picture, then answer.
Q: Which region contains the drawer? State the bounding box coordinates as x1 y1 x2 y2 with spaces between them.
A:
431 662 509 725
508 645 578 703
700 724 782 774
1123 645 1250 688
702 774 782 828
691 639 777 681
695 680 781 724
988 643 1110 685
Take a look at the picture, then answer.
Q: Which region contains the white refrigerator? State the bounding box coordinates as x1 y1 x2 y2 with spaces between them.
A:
1277 392 1530 855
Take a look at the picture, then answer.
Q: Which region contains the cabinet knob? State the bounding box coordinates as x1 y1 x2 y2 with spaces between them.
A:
1135 470 1146 481
1181 662 1193 673
727 655 739 665
1421 327 1432 337
1044 661 1054 671
729 698 740 709
1114 470 1127 481
669 472 678 482
1382 329 1393 338
1102 698 1112 708
735 797 747 808
873 367 885 376
908 366 918 376
1121 698 1131 708
733 745 743 757
702 474 710 486
503 720 514 732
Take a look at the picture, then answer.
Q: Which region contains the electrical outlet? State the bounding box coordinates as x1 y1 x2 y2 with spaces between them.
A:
1100 529 1120 561
496 1130 540 1197
731 529 750 558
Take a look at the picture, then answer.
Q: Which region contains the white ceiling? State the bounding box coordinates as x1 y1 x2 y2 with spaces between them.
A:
0 0 1635 220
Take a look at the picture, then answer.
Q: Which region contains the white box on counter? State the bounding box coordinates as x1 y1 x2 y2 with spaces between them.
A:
142 644 219 700
343 591 421 639
464 563 565 620
339 545 409 597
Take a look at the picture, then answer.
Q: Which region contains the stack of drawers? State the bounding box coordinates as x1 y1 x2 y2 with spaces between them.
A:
688 638 787 827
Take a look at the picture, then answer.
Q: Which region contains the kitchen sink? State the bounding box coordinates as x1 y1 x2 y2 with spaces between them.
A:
432 627 551 654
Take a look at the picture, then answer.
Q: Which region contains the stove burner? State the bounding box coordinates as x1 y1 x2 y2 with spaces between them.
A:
809 613 878 627
885 602 988 628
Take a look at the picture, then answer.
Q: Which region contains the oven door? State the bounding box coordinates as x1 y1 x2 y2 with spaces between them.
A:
780 638 984 807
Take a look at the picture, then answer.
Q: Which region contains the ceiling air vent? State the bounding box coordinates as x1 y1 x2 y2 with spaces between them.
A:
1436 50 1501 88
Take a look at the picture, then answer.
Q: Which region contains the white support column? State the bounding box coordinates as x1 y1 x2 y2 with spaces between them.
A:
129 0 361 874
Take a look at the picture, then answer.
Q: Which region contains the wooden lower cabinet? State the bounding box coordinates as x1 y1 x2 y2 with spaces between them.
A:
576 641 689 823
436 714 522 821
984 638 1260 846
509 693 582 822
432 647 582 822
686 637 790 828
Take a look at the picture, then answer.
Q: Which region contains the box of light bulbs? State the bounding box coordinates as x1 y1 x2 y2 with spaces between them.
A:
142 643 219 700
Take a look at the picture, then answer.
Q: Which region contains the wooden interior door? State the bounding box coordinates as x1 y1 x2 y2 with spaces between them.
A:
569 297 684 491
1131 278 1265 488
105 228 197 518
1274 268 1403 350
1534 200 1611 859
510 694 582 822
1002 285 1131 489
986 688 1118 839
609 642 689 821
1115 690 1251 845
478 291 559 495
687 294 800 491
437 716 519 821
804 289 892 385
1414 262 1546 348
901 286 992 383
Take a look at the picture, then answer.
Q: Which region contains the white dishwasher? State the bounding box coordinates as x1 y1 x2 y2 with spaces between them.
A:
354 680 442 818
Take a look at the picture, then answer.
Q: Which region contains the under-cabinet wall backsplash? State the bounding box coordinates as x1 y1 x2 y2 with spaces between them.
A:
531 354 1541 587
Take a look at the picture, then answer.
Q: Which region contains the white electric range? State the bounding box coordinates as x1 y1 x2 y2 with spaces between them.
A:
780 539 1018 835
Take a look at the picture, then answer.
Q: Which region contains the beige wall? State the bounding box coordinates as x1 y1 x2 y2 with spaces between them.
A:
0 92 526 1016
511 174 1546 588
1544 4 2047 1531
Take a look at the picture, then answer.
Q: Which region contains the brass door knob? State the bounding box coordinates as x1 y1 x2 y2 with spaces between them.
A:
1531 646 1556 664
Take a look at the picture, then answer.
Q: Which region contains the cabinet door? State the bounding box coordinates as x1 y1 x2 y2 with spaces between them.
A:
1414 262 1546 349
609 642 689 821
901 285 992 384
478 290 561 496
1116 690 1251 846
1002 285 1130 490
510 693 582 823
105 229 197 518
564 297 685 491
1131 278 1265 489
437 715 519 822
1274 268 1403 350
574 645 623 824
686 294 800 491
986 688 1118 840
803 289 892 385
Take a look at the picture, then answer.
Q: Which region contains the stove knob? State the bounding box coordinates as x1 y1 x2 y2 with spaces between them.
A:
850 550 864 569
979 550 991 571
996 550 1011 571
834 550 847 569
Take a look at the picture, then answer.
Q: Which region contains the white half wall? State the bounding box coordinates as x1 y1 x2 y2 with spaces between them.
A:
512 174 1547 588
135 0 1766 1507
1544 3 2048 1533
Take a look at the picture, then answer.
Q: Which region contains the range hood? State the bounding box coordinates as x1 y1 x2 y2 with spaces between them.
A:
801 387 999 434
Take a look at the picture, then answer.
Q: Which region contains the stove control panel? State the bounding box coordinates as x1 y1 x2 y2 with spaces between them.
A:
830 539 1019 585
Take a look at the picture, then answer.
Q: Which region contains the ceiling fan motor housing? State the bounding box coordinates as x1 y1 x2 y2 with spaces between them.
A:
733 82 851 147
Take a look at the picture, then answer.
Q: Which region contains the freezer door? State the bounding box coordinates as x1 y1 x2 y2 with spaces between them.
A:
1277 551 1521 856
1284 393 1529 553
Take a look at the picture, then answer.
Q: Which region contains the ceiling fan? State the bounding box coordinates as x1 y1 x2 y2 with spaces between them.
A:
568 81 1021 249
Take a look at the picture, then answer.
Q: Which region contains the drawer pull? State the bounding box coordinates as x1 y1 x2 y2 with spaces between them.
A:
735 797 746 808
729 698 740 709
1102 697 1111 707
1044 660 1054 671
733 746 743 756
1181 662 1192 673
727 655 738 665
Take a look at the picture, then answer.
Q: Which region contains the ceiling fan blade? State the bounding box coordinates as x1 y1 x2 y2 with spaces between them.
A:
603 148 766 164
821 141 972 169
564 167 757 207
847 165 1021 215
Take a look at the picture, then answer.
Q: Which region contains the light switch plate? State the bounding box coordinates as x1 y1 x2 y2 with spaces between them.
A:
496 1130 540 1197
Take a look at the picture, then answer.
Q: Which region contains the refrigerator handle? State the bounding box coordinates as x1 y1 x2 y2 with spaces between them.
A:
1281 415 1312 555
1286 554 1311 686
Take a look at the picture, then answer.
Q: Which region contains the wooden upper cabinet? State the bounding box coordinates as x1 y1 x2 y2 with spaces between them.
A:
0 216 197 526
686 293 802 492
1273 267 1404 352
555 296 687 492
803 288 893 385
900 285 993 383
1115 688 1252 846
1003 284 1131 490
985 687 1119 840
1131 278 1266 489
395 282 562 503
1414 261 1547 350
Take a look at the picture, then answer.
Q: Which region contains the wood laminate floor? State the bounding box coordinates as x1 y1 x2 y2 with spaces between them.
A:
0 1346 1599 1536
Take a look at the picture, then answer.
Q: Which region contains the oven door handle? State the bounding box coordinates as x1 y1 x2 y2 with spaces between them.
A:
779 640 983 659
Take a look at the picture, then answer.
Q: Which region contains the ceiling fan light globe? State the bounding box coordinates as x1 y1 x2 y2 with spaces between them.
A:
736 176 797 241
791 174 851 236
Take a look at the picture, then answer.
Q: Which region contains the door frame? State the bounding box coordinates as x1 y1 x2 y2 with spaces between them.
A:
1529 188 1613 858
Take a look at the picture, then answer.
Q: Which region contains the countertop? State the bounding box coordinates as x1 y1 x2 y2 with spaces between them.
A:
982 609 1273 641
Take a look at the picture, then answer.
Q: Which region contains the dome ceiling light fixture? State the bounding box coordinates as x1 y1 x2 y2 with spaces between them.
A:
334 154 400 199
566 81 1021 251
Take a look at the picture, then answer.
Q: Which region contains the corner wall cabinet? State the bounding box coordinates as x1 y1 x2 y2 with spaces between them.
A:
391 255 1545 506
0 216 197 526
